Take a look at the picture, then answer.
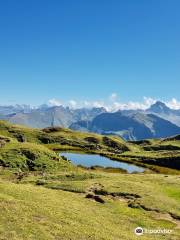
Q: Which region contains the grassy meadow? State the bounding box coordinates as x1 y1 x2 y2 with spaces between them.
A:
0 120 180 239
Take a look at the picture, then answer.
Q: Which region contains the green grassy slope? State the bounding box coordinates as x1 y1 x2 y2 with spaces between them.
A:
0 120 129 152
123 137 180 173
0 120 180 239
0 120 180 173
0 171 180 240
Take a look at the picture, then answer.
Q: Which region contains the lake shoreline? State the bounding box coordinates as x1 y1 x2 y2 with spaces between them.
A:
60 151 145 174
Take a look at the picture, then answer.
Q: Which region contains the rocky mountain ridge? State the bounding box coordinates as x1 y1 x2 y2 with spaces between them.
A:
0 102 180 140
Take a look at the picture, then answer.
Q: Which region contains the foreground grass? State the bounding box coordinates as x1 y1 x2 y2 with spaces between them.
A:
0 171 180 240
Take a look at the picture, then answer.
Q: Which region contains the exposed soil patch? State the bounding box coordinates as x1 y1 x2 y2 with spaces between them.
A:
128 201 160 212
153 212 180 229
85 183 141 204
33 215 47 223
128 200 180 228
38 181 180 228
85 183 180 228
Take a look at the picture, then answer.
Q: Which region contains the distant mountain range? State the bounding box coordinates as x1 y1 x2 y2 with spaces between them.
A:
71 101 180 140
0 104 106 129
74 112 179 140
0 101 180 140
146 101 180 127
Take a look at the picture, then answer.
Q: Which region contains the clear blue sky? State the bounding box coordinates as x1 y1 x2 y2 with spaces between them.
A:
0 0 179 105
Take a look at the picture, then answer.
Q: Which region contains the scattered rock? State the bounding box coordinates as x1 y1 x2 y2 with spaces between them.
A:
14 169 28 182
94 195 105 204
85 193 105 204
103 136 128 152
84 137 99 144
170 213 180 221
11 133 26 142
36 179 46 186
85 193 95 199
42 127 64 133
111 192 141 200
128 201 160 213
0 136 10 148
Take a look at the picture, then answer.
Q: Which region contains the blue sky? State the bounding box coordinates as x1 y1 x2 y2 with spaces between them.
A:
0 0 180 107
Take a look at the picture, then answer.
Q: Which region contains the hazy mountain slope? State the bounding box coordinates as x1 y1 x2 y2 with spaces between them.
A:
145 114 180 138
70 120 92 132
73 107 106 121
146 101 180 127
0 105 32 115
8 106 74 128
72 111 180 140
90 112 152 140
5 106 106 129
1 102 180 140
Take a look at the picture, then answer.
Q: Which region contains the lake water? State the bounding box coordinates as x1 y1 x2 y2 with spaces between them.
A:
60 152 144 173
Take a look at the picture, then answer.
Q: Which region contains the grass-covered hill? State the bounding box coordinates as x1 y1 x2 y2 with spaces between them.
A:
0 120 129 152
0 120 180 173
0 120 130 172
0 120 180 239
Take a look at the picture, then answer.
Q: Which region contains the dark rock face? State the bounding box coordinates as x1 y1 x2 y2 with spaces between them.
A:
42 127 64 133
8 130 26 142
21 149 37 161
15 133 26 142
163 135 180 141
84 137 99 144
102 136 128 151
141 156 180 170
